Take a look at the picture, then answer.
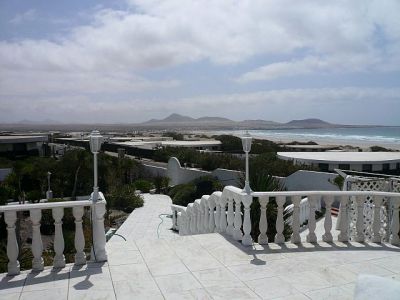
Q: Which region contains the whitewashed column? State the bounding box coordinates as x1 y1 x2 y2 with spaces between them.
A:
219 196 227 233
258 196 269 245
322 195 334 242
30 209 44 271
306 195 317 243
92 201 107 262
390 199 400 245
226 197 235 236
208 197 216 232
354 195 365 242
275 196 285 244
233 196 243 241
372 196 383 243
291 195 302 244
4 211 20 275
52 207 65 268
338 196 349 242
72 206 86 265
242 194 253 246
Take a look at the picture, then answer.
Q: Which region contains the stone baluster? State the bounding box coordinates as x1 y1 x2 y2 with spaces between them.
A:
372 196 383 243
226 197 235 236
322 195 334 242
291 195 302 244
72 206 86 265
214 199 221 232
275 196 286 244
306 195 317 243
4 211 20 275
338 195 349 242
242 194 253 246
208 197 216 232
195 201 202 233
92 201 107 262
219 196 227 233
190 205 197 234
258 196 269 245
52 207 65 268
233 196 243 241
203 198 210 233
390 199 400 245
30 209 44 271
355 195 365 242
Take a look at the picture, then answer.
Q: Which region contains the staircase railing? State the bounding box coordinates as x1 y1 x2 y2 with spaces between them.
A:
171 186 400 247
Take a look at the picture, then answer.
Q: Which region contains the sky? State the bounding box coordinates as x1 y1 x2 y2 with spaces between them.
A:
0 0 400 125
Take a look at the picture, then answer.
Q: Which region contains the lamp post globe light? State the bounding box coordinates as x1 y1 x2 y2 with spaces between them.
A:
89 130 103 203
241 131 252 194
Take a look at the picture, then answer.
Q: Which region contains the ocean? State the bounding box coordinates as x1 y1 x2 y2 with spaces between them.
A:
212 127 400 149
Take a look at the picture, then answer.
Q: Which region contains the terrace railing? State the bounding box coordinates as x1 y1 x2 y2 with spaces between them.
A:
171 186 400 247
0 193 108 276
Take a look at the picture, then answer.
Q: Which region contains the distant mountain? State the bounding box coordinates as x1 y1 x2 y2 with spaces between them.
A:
285 118 332 128
18 119 63 125
144 113 233 124
141 114 337 129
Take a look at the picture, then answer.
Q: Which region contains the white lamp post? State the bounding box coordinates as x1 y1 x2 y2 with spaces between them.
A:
46 171 53 199
89 130 103 203
241 131 252 194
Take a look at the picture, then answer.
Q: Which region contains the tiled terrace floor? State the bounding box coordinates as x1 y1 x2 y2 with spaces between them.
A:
1 194 400 300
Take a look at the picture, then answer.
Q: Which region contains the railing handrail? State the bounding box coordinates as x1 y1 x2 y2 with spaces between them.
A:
252 190 400 198
0 199 95 212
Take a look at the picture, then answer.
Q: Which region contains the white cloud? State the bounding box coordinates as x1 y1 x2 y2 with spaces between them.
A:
10 9 37 25
1 0 400 123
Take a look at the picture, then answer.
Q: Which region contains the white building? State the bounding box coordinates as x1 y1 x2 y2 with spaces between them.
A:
278 151 400 172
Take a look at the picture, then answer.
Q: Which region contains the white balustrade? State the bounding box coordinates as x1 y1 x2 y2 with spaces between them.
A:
258 196 269 244
290 195 301 244
241 194 253 246
322 195 334 242
208 194 216 232
226 197 234 235
171 187 400 249
52 207 65 268
390 201 400 245
4 211 19 275
372 196 383 243
233 194 243 241
0 197 108 275
219 195 227 233
202 196 210 233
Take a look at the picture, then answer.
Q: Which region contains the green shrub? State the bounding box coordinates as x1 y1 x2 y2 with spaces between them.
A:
134 179 154 193
169 176 222 207
106 184 144 213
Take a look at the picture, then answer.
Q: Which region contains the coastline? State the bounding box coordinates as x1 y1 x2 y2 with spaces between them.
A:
195 130 400 151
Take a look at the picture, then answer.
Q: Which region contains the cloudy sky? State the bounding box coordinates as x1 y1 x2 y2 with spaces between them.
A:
1 0 400 125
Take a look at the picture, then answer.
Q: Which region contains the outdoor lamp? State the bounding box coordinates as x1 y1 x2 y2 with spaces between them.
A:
90 130 103 202
241 131 252 194
90 130 102 153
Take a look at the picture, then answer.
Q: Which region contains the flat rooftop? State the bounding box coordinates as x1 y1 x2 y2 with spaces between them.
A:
278 152 400 164
2 194 400 300
0 135 48 143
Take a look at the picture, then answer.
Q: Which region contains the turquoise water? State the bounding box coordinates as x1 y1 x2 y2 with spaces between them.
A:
250 127 400 144
215 127 400 146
